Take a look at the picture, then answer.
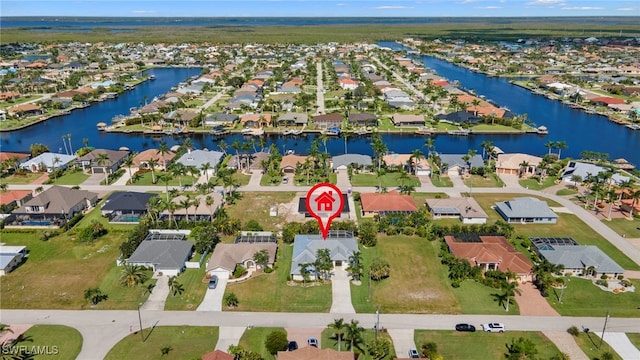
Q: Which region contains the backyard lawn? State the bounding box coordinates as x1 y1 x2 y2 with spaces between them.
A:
164 265 208 310
603 218 640 238
21 325 83 360
238 327 285 360
547 277 640 317
573 332 623 360
321 328 396 360
350 172 420 188
224 243 332 312
47 170 89 185
351 235 461 314
414 330 563 360
105 326 219 360
226 191 296 232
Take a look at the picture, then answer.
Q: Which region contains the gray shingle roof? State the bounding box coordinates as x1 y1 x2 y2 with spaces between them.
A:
494 197 558 220
331 154 372 169
290 235 358 275
439 154 484 169
102 192 156 212
539 245 624 274
127 239 194 271
176 149 224 169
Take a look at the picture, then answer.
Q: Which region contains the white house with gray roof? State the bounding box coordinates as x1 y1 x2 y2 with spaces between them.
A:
494 197 558 224
175 149 224 176
561 161 629 185
532 238 624 277
290 233 358 281
331 154 372 170
20 152 76 173
126 232 194 276
439 154 484 175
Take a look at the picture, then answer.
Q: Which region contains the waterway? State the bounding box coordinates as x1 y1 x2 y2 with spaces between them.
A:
2 47 639 165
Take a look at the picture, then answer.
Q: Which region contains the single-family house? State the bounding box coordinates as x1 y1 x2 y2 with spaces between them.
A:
206 242 277 278
20 152 76 173
101 192 157 222
280 154 307 174
132 149 175 170
126 231 194 276
437 111 481 125
75 149 129 174
0 190 33 213
445 235 533 282
561 161 629 186
338 77 359 90
201 350 234 360
425 197 488 224
0 152 30 167
330 154 373 170
175 150 224 176
298 193 350 219
204 113 238 127
161 193 223 222
313 113 343 129
12 186 98 226
277 112 308 127
382 153 430 176
290 233 359 281
390 114 424 127
240 113 272 128
530 237 624 278
348 113 378 127
277 346 352 360
360 191 418 217
228 152 270 171
438 154 484 175
494 197 558 224
0 245 27 276
8 103 44 117
495 153 542 177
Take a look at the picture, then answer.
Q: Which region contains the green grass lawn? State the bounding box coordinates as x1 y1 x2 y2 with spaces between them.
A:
96 263 156 310
321 328 396 360
1 172 43 184
20 325 82 360
573 332 623 360
410 192 449 206
260 172 283 186
238 327 285 360
105 326 219 360
556 188 578 196
627 333 640 350
164 265 208 310
47 170 89 185
0 228 149 309
294 172 337 185
225 243 332 312
471 124 528 132
131 171 195 186
452 280 519 315
350 172 420 188
519 176 557 190
430 174 453 187
603 218 640 238
463 174 504 188
471 193 639 270
226 191 296 232
547 277 640 317
351 235 461 314
414 330 563 360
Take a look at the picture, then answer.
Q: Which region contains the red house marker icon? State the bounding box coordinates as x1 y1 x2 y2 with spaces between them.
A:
306 183 344 240
315 190 334 212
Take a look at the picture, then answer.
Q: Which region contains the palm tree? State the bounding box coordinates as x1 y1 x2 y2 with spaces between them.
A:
168 276 185 297
518 161 529 178
169 162 186 188
329 318 346 351
218 139 228 155
96 152 111 185
156 142 170 169
555 141 568 160
544 141 554 156
123 154 135 184
200 162 212 183
629 189 640 220
424 137 435 156
179 195 193 222
205 195 216 222
409 149 425 175
119 264 149 287
371 133 387 171
502 280 522 312
52 156 61 178
299 263 310 287
570 174 582 189
471 98 481 116
157 173 171 201
345 319 364 352
147 158 159 184
480 140 494 161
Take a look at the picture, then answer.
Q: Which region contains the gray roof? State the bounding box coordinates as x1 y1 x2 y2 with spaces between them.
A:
561 161 630 185
14 186 97 215
102 192 156 212
20 152 76 169
127 238 194 271
176 149 224 169
494 197 558 219
439 154 484 169
278 112 308 125
290 234 358 275
539 245 624 274
77 149 129 164
331 154 373 169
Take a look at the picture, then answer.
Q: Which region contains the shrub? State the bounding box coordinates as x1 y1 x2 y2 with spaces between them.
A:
595 279 608 287
264 266 273 273
600 274 608 280
620 279 632 287
617 275 624 280
245 219 263 231
265 330 288 355
567 326 580 336
233 265 247 279
223 292 239 307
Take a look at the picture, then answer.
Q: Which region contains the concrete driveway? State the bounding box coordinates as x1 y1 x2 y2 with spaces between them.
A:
387 329 417 359
197 271 229 311
215 326 246 351
285 327 323 349
330 267 355 314
140 274 169 311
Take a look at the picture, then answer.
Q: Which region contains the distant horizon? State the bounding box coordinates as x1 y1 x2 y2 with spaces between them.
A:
2 1 639 18
3 15 640 18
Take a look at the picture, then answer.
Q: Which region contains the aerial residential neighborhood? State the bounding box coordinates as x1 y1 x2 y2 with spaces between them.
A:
1 8 640 360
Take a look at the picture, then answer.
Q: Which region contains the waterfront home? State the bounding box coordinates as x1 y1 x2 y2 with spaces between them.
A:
280 154 307 174
0 190 33 214
7 103 44 117
240 113 271 128
101 191 157 222
175 149 224 176
560 161 629 185
438 154 484 175
125 231 194 277
360 191 418 217
290 233 358 281
382 153 431 175
277 112 307 127
495 153 542 177
348 113 378 127
530 237 624 278
383 89 414 109
0 152 30 172
390 114 424 127
437 111 481 125
425 197 488 224
132 149 175 171
20 152 76 173
75 149 129 174
494 197 558 224
312 113 343 129
330 154 372 170
11 186 98 226
444 235 533 283
204 113 238 127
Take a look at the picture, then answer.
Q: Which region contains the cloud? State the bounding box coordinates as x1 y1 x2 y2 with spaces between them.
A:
336 3 347 6
131 10 156 14
460 0 478 3
561 6 603 10
477 6 502 9
374 5 414 9
616 7 637 11
526 0 564 6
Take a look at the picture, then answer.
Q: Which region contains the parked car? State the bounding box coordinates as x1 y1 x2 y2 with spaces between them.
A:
307 337 318 347
287 341 298 351
481 323 505 333
408 348 420 358
208 275 218 289
455 323 476 332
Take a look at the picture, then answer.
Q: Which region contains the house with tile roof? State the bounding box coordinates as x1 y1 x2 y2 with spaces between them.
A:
0 190 33 214
280 154 307 174
76 149 129 174
313 113 343 129
444 235 533 282
360 191 418 217
132 149 175 170
201 350 234 360
290 233 358 281
495 153 542 177
494 197 558 224
277 346 353 360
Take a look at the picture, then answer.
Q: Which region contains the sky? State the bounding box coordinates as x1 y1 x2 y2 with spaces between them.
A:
1 0 639 18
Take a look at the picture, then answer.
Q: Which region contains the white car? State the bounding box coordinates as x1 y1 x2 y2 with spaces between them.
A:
481 322 505 333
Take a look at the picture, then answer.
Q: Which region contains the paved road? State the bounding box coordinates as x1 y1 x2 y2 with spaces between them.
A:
2 310 639 360
315 62 325 114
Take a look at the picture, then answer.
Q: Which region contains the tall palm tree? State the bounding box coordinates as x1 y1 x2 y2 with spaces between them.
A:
555 141 568 160
169 162 186 188
156 142 171 169
329 318 346 351
156 173 171 201
345 319 364 352
409 149 425 175
123 154 136 184
200 162 212 183
424 137 435 156
218 139 228 156
629 189 640 220
119 264 149 287
502 280 522 312
96 152 111 185
147 158 159 184
544 141 554 156
471 98 481 116
179 195 193 222
518 161 529 178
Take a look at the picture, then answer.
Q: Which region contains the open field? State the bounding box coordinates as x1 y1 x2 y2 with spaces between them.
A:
321 328 396 360
452 280 519 315
573 332 623 360
547 277 640 317
471 193 640 270
463 174 504 188
238 327 285 360
414 330 563 359
4 18 639 44
20 325 83 360
519 176 558 190
226 191 296 231
104 326 218 360
225 243 332 312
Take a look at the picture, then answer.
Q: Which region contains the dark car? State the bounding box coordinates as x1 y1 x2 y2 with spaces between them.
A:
455 323 476 332
208 275 218 289
307 337 318 347
287 341 298 351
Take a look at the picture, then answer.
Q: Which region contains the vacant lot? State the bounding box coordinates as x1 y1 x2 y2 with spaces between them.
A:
21 325 83 360
463 174 503 188
105 326 219 360
604 218 640 238
547 277 640 317
414 330 562 359
227 191 296 231
452 280 519 315
1 172 43 184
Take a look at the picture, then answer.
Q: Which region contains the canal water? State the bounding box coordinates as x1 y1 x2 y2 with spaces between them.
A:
2 48 639 165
